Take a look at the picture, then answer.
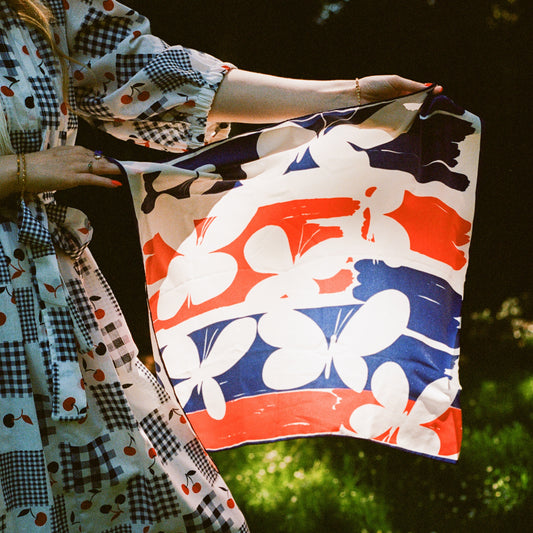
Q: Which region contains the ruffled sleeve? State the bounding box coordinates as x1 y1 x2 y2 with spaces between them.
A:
63 0 232 151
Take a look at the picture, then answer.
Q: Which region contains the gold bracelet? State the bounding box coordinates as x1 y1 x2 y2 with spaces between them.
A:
16 153 26 200
355 78 361 107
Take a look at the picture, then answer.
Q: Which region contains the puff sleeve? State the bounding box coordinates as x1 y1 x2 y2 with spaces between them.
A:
63 0 232 151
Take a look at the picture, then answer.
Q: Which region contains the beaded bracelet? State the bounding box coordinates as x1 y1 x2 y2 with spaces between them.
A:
355 78 361 107
16 152 26 200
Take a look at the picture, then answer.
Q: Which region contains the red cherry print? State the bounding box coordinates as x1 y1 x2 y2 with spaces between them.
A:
104 72 115 81
192 482 201 494
148 448 157 459
120 94 133 105
0 312 6 326
103 0 115 11
123 446 136 456
80 500 92 510
94 308 105 319
34 512 47 526
62 397 76 411
227 498 235 509
184 100 196 108
138 91 150 102
36 49 42 59
133 30 142 39
181 484 189 495
60 102 68 115
22 45 29 55
1 86 14 97
179 415 187 424
62 0 70 9
93 369 105 382
80 378 85 390
74 70 84 81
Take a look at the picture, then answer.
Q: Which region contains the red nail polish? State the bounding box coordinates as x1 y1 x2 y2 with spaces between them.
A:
424 83 433 87
111 180 122 187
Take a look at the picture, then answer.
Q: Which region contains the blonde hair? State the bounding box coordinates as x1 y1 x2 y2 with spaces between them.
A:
6 0 70 99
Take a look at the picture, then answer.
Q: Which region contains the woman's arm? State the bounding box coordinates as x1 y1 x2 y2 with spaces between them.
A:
210 70 442 123
0 146 122 201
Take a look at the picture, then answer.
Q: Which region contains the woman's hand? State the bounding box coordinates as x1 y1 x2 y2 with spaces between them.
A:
0 146 122 200
359 75 443 105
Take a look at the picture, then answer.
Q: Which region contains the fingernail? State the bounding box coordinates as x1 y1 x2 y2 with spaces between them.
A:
424 83 433 87
111 180 122 187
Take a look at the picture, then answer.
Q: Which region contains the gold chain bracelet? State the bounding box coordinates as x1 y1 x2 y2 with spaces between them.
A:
16 153 27 201
355 78 361 107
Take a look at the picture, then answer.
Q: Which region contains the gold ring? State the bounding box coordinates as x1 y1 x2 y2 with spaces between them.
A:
87 160 94 173
94 150 103 160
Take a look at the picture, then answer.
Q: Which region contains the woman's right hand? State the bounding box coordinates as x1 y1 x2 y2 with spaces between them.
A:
0 146 123 200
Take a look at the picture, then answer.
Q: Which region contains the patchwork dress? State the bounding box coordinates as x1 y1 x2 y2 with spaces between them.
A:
0 0 247 531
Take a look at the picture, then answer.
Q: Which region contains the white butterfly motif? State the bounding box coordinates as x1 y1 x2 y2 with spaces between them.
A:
348 361 459 456
165 318 257 420
258 290 410 392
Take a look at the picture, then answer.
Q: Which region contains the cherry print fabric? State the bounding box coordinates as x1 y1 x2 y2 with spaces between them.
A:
0 0 247 531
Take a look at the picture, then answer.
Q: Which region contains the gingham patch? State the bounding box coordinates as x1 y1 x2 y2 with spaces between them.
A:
29 76 60 128
65 278 99 331
0 245 11 285
9 129 43 154
45 0 67 25
59 434 124 494
238 524 251 533
0 513 5 533
75 7 134 58
127 474 181 522
135 96 170 121
0 451 49 510
44 307 78 362
34 393 57 447
184 439 218 486
145 48 205 92
50 494 69 533
29 27 60 76
135 359 170 404
133 120 191 147
140 409 180 464
182 491 235 533
14 287 39 343
0 33 19 75
94 267 121 314
90 382 137 431
76 92 115 119
115 53 154 86
0 341 32 396
101 319 136 368
102 525 132 533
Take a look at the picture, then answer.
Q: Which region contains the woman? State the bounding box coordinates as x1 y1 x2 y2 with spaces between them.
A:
0 0 440 531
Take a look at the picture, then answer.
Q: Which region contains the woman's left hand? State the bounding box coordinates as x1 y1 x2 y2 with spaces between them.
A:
359 75 443 105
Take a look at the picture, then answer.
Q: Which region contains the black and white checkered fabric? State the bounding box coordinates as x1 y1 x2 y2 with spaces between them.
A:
0 451 49 510
94 267 121 314
29 27 60 76
50 494 69 533
101 319 136 368
60 435 124 494
135 359 170 404
75 7 134 58
127 474 181 523
0 513 6 533
0 34 18 75
0 341 32 396
46 0 67 25
76 93 115 120
90 382 137 431
17 200 54 253
135 96 170 121
66 294 95 348
29 76 60 128
115 53 154 86
101 525 132 533
145 48 205 92
140 409 180 464
0 249 11 285
184 439 218 486
65 278 99 331
45 307 78 362
34 394 57 447
14 287 39 343
133 120 191 148
183 491 235 533
10 129 43 154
